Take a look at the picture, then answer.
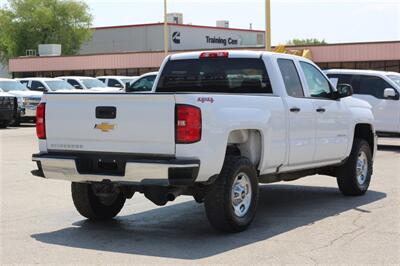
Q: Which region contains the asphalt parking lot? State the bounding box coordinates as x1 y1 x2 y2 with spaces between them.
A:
1 126 399 265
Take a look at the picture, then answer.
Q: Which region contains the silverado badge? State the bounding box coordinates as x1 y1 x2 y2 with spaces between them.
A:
94 123 116 132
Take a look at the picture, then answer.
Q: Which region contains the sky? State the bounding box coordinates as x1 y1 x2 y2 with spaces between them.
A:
1 0 400 44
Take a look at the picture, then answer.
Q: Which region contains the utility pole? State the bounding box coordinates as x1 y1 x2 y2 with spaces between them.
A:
164 0 169 54
265 0 271 51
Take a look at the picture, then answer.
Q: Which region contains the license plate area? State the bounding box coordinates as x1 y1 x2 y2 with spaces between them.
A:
76 156 126 176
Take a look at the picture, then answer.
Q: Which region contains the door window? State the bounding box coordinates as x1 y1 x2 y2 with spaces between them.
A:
359 75 394 99
108 79 123 88
30 81 46 91
327 74 360 95
67 79 83 89
300 62 332 99
98 78 106 83
128 76 156 92
278 59 304 97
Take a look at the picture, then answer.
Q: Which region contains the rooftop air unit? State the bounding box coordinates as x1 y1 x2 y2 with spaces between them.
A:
38 44 62 57
167 13 183 24
216 20 230 28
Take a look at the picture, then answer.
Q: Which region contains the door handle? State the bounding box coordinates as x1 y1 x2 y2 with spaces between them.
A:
96 106 117 119
316 108 326 113
290 107 301 113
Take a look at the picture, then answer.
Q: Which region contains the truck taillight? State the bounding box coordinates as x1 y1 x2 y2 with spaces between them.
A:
175 104 201 144
36 103 46 139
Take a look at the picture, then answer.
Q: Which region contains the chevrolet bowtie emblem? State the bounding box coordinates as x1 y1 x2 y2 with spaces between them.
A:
94 123 116 132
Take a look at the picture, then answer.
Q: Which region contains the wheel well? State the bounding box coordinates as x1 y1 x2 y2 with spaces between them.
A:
354 124 374 156
226 129 262 168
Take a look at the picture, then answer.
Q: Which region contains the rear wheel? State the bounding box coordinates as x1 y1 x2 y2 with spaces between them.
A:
337 138 372 196
0 121 9 128
204 156 259 233
71 182 126 220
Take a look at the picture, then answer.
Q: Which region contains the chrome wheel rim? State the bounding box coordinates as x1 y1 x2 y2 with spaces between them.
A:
356 151 368 185
231 172 252 218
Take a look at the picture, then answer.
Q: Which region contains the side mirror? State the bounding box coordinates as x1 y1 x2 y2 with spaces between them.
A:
73 84 82 89
383 88 398 100
35 86 46 92
336 83 353 98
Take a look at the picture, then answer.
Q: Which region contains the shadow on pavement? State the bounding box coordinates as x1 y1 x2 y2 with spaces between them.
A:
32 184 386 259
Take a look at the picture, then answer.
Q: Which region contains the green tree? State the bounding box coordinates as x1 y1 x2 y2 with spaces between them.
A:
0 0 93 63
286 38 327 46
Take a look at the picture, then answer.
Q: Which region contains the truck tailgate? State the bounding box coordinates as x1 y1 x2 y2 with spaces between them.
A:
44 93 176 155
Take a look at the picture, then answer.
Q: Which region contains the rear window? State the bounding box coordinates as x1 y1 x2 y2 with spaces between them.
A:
156 58 273 94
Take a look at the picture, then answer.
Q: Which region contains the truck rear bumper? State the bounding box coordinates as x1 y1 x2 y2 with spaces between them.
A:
32 153 200 186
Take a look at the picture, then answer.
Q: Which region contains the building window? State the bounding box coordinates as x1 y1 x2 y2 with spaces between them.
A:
341 62 355 69
385 61 400 72
327 62 341 69
370 61 385 71
356 62 370 69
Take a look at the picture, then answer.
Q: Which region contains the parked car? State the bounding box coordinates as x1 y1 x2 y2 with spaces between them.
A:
32 51 376 233
126 72 158 92
96 76 139 89
18 78 75 92
0 78 42 125
0 90 17 128
325 69 400 135
57 76 120 91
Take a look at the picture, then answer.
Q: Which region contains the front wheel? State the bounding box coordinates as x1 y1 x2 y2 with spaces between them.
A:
336 138 372 196
204 156 259 233
71 182 126 220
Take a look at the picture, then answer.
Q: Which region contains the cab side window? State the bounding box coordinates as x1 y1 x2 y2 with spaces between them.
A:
30 81 46 91
359 75 394 99
67 79 83 89
19 80 29 88
108 79 123 88
300 62 332 99
277 59 304 97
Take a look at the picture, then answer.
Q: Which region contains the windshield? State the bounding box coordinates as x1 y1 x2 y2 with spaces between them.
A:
0 81 28 92
387 75 400 86
46 80 74 91
82 79 107 89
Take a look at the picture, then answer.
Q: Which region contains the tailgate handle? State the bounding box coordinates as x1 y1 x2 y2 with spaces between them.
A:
96 106 116 119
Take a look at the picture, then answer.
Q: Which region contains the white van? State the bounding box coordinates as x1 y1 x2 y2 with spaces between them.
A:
325 69 400 135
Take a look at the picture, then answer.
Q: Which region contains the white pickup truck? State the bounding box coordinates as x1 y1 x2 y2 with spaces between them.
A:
32 51 376 233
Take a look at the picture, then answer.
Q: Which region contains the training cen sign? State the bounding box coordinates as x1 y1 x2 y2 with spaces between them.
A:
169 25 264 50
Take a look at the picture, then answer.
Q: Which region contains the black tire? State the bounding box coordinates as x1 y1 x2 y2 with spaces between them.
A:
204 156 259 233
337 138 372 196
71 182 126 220
11 116 20 127
0 121 9 128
